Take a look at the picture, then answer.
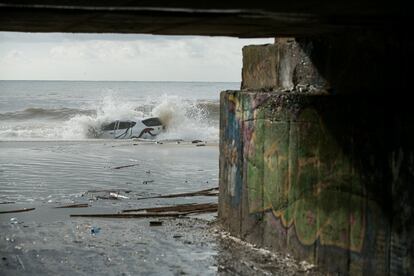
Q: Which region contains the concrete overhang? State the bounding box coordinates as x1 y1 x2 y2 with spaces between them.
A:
0 1 406 37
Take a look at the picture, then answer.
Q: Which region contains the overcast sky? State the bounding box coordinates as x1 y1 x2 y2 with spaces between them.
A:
0 32 272 82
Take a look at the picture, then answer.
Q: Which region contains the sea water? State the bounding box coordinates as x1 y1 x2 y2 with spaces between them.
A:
0 80 237 141
0 80 237 203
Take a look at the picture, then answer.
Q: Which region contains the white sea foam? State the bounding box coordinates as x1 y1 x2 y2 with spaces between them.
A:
0 94 219 141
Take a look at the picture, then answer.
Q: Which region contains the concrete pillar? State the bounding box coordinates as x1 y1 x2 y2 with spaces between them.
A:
219 32 414 275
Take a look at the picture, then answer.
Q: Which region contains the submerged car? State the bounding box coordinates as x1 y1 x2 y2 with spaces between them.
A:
100 117 164 139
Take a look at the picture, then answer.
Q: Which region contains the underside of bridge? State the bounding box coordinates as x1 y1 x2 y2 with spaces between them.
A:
1 1 411 274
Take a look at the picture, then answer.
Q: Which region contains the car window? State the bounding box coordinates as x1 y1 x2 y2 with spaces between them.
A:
118 121 136 129
102 122 116 131
142 118 162 127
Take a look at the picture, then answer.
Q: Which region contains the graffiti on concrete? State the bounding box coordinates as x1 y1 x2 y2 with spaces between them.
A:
246 103 367 252
220 92 243 206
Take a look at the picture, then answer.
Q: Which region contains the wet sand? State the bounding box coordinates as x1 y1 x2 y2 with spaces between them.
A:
0 141 318 275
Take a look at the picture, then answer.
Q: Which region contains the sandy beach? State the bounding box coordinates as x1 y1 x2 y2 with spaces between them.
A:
0 140 317 275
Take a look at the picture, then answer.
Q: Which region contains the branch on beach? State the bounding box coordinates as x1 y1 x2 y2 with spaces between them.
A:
0 207 35 214
135 187 218 200
111 163 139 170
122 202 217 213
55 203 90 208
70 212 185 218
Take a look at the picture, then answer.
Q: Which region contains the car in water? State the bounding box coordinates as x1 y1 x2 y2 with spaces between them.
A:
100 117 164 139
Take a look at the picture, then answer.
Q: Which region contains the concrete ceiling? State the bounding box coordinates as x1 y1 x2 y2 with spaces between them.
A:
0 1 406 37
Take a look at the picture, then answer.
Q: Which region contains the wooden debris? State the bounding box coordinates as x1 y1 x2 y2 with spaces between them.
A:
122 203 217 213
111 163 139 170
0 201 15 205
0 207 35 214
185 207 218 214
86 189 131 193
135 187 218 200
55 203 89 208
149 221 163 226
96 192 129 200
70 212 184 218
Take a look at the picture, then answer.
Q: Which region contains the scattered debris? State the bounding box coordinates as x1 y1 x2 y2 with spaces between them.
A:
55 203 89 208
70 212 185 218
84 190 131 200
122 203 217 213
149 221 163 226
299 260 316 272
142 180 154 184
196 144 206 147
0 207 35 214
173 234 183 239
191 140 203 143
16 255 25 270
86 189 131 193
91 226 101 235
135 187 218 200
108 192 129 199
10 217 18 224
111 163 139 170
0 201 15 205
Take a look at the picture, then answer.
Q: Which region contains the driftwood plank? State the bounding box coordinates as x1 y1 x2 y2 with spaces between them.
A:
122 203 217 213
0 207 35 214
70 212 184 218
136 187 218 200
111 163 139 170
55 203 89 208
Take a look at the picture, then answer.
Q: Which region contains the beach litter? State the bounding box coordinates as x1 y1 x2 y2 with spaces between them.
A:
91 226 101 235
149 221 163 226
135 187 218 200
83 190 131 200
111 163 139 170
0 207 35 214
122 202 217 214
70 202 217 219
55 203 89 208
108 192 129 199
71 212 184 218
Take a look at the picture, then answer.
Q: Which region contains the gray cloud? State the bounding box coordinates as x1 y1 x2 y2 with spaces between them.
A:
0 32 272 81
